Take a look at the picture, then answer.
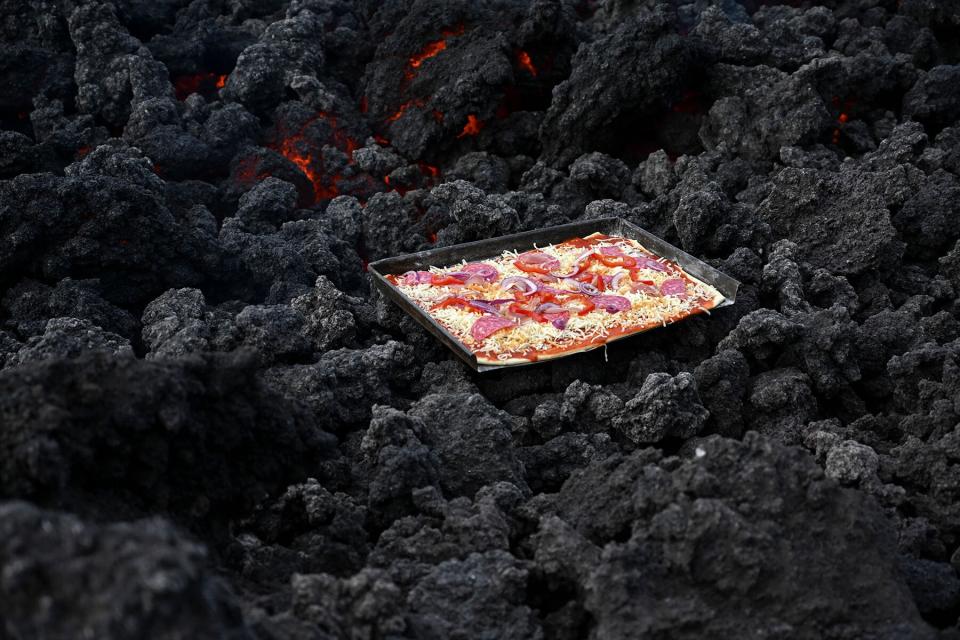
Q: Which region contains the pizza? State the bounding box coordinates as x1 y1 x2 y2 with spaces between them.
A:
385 232 726 366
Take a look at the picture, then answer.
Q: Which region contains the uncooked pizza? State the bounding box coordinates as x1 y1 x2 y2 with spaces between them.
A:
385 232 726 365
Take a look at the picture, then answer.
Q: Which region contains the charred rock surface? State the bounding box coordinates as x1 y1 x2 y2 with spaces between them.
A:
2 0 960 636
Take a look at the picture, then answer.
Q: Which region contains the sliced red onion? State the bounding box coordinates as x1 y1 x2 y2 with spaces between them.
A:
535 302 566 314
488 298 514 305
468 300 502 314
660 279 687 297
598 246 624 256
462 262 499 282
601 275 614 289
536 285 568 295
471 315 516 341
611 271 629 290
532 272 559 283
549 311 570 330
518 251 561 270
552 264 586 278
445 271 471 279
501 276 539 295
402 270 434 285
593 295 632 313
634 256 668 272
575 249 595 263
465 275 487 286
578 282 601 296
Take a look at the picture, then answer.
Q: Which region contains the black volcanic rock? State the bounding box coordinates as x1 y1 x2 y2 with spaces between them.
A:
539 15 705 167
0 501 251 640
0 352 336 527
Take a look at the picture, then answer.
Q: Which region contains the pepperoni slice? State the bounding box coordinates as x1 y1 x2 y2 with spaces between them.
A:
470 316 516 342
592 295 632 313
660 279 687 297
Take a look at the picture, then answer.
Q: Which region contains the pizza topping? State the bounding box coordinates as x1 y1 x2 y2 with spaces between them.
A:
548 311 570 330
631 281 661 296
402 270 434 285
430 273 467 286
660 279 687 297
535 302 566 314
431 296 480 312
611 271 629 290
471 315 516 342
633 256 668 272
515 251 560 274
468 300 503 314
578 282 601 296
564 293 596 316
593 295 632 313
502 276 539 296
462 262 499 282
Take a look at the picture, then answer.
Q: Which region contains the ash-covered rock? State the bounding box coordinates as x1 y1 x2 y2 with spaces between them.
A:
0 500 251 639
0 352 336 527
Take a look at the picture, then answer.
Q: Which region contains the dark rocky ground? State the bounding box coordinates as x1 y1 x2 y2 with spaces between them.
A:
2 0 960 637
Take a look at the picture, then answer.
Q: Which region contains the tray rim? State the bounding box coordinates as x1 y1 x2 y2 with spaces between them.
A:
368 217 740 372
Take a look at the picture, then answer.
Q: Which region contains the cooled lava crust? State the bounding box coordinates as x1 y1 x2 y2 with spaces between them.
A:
2 0 960 637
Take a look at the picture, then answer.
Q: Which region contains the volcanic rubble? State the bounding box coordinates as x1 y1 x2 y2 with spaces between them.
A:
2 0 960 637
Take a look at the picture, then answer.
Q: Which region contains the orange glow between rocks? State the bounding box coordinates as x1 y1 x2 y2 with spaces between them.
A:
405 25 465 81
386 99 423 123
457 114 483 138
267 112 361 203
173 72 228 100
517 51 537 76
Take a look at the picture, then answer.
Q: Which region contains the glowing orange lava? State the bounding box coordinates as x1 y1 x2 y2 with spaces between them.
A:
517 51 537 77
267 112 363 203
173 72 228 100
405 25 465 80
457 114 483 138
386 99 423 123
419 162 440 178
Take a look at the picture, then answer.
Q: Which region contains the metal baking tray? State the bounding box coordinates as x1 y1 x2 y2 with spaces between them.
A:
368 217 740 372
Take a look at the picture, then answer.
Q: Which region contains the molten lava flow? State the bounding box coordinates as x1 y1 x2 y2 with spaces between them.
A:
374 134 391 146
457 114 483 138
75 145 91 158
173 72 229 100
829 96 856 145
359 96 368 113
268 112 363 203
405 24 465 81
427 231 438 243
517 51 537 77
386 99 423 123
432 109 444 123
418 162 440 179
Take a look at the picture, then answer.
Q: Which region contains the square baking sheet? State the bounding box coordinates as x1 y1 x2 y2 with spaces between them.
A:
368 217 740 372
